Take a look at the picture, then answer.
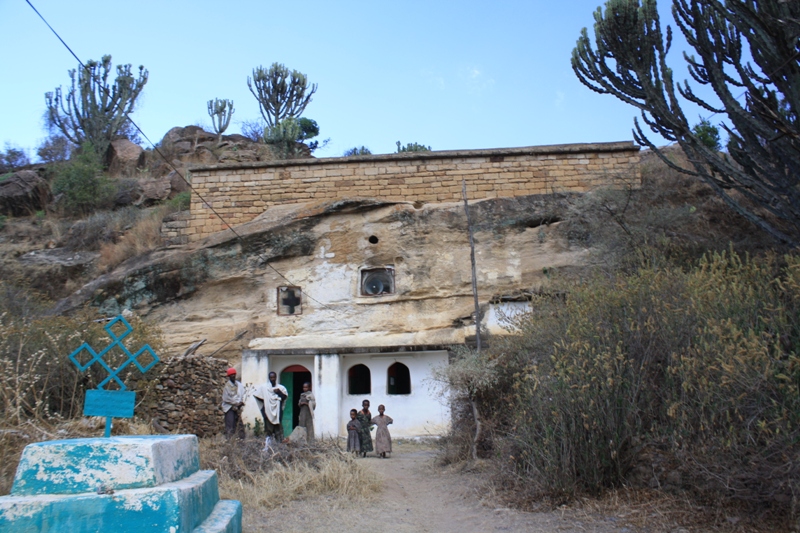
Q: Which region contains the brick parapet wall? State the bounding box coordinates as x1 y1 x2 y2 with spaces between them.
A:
181 141 640 241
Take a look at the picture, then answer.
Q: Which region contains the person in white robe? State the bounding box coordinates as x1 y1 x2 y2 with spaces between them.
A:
253 371 288 440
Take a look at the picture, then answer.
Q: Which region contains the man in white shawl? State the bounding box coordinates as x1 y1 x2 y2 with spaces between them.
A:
253 371 288 441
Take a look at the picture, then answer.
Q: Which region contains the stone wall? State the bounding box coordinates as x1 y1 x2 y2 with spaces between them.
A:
160 210 191 246
182 141 640 241
147 354 229 437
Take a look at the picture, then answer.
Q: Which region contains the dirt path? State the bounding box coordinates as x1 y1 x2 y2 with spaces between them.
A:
245 443 631 533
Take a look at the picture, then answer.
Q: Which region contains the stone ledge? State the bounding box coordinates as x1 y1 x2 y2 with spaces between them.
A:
0 469 219 533
11 435 199 496
190 141 639 172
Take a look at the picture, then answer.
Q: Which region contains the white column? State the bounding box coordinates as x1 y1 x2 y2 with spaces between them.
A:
314 353 341 438
241 350 270 432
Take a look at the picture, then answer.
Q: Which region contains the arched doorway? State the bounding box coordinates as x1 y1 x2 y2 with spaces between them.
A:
279 364 312 437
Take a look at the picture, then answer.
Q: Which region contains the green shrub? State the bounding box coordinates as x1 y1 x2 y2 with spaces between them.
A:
61 207 144 251
343 146 372 157
483 251 800 517
51 144 113 215
167 191 190 211
0 215 6 231
396 141 430 153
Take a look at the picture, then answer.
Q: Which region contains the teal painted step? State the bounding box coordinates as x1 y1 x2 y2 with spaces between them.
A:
193 500 242 533
11 435 200 496
0 469 220 533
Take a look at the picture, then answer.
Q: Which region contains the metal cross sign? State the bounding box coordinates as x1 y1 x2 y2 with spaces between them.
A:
68 315 160 437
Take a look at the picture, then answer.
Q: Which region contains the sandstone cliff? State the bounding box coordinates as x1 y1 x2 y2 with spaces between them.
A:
54 193 585 360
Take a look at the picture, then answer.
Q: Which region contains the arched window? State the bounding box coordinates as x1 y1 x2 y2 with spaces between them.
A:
348 364 371 395
387 362 411 395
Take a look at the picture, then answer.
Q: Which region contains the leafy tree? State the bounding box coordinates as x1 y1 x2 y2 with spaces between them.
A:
692 118 721 151
572 0 800 246
45 55 148 157
247 63 317 128
396 141 431 153
296 117 329 153
37 134 73 164
343 146 372 157
207 98 235 144
51 143 113 215
0 144 31 173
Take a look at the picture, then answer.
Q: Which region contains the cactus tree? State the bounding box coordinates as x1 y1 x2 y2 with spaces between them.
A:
247 63 317 128
207 98 235 144
572 0 800 246
45 55 148 157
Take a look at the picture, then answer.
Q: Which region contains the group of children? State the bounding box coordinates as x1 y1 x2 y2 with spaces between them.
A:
347 399 393 458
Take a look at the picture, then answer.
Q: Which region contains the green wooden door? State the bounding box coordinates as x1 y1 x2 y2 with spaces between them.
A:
280 372 294 438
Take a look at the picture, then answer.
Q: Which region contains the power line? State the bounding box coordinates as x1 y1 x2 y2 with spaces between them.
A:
25 0 338 314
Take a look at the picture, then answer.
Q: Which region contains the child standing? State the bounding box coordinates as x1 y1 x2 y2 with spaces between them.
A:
371 404 393 458
297 382 315 444
356 399 373 458
346 409 362 455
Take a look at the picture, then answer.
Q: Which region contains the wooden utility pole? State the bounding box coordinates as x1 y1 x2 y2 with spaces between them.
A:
462 179 481 352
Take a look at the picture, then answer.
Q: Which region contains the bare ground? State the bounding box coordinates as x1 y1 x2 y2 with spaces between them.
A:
243 441 649 533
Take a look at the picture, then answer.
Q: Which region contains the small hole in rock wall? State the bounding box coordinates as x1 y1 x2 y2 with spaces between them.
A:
368 235 379 244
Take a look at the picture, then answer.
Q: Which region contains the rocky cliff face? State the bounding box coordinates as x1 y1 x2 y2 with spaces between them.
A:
55 193 587 360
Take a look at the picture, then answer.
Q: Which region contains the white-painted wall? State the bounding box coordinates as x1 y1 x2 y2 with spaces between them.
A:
241 350 450 439
483 301 532 335
241 351 270 431
314 354 341 437
339 351 449 438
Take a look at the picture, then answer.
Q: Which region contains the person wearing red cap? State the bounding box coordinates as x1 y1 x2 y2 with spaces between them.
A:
222 367 244 439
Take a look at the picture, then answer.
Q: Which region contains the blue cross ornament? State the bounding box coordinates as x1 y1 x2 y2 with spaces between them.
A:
69 315 161 437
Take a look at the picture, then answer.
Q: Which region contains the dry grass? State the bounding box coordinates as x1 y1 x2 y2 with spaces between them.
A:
97 205 170 272
572 487 793 533
200 436 382 512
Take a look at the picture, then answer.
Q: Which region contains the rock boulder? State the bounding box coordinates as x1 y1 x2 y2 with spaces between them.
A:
105 139 145 177
0 170 50 216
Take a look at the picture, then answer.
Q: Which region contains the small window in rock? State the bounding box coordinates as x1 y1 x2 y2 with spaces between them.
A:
277 286 302 315
360 267 394 296
387 362 411 395
348 364 371 395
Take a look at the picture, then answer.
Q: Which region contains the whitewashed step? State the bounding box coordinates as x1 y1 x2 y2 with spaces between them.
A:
11 435 200 496
193 500 243 533
0 469 220 532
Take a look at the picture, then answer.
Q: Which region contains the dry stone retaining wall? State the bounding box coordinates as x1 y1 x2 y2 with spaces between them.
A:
146 353 229 437
182 141 640 241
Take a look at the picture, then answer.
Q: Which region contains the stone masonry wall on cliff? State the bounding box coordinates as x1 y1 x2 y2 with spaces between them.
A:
182 141 640 242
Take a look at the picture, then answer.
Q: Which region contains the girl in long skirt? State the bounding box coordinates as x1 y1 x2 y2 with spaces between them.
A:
371 404 393 458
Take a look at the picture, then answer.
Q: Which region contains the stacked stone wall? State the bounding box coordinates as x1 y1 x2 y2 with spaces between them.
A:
182 141 640 241
147 354 229 437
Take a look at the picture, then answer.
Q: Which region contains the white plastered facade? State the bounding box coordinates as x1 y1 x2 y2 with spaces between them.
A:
241 349 450 438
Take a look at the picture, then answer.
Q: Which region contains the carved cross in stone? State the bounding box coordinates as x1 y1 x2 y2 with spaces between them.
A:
281 289 301 314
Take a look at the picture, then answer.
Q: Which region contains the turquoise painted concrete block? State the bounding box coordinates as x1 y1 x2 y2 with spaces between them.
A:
11 435 200 496
0 469 220 533
193 500 243 533
83 389 136 418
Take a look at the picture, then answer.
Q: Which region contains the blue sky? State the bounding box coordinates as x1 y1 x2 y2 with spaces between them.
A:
1 0 699 159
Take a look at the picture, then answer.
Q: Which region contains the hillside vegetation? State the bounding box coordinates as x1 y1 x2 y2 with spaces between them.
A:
433 151 797 531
